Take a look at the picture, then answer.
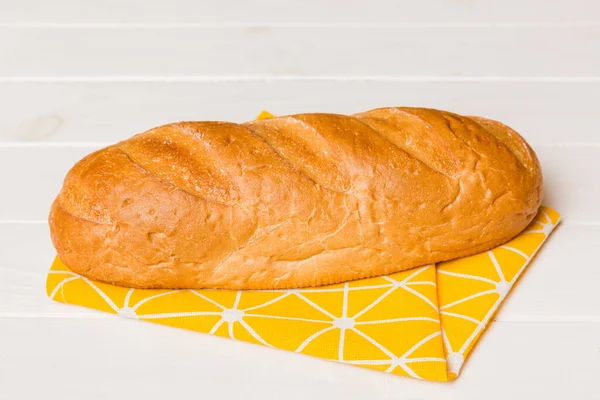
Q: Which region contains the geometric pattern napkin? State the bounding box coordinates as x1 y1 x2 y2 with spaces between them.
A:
46 206 559 381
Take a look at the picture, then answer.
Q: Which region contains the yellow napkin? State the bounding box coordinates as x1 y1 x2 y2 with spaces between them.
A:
46 111 560 381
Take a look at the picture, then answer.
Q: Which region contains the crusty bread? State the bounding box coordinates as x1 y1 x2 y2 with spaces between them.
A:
49 107 542 290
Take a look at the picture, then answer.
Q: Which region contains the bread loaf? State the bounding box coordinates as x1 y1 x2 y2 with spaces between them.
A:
49 107 542 290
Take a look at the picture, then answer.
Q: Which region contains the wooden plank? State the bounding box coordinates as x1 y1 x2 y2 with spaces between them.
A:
0 223 71 316
535 146 600 224
1 27 599 78
1 0 598 24
0 146 597 222
0 318 598 399
1 221 598 319
0 146 90 222
1 81 599 145
499 222 600 321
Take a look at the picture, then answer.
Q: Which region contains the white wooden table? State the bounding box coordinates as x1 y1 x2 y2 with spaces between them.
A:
1 1 599 398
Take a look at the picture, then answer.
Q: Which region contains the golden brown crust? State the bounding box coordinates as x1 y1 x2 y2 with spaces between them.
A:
49 107 543 289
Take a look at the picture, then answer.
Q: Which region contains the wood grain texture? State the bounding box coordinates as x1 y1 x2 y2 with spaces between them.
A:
2 27 599 77
1 318 598 399
1 0 598 24
1 81 599 145
2 0 599 394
